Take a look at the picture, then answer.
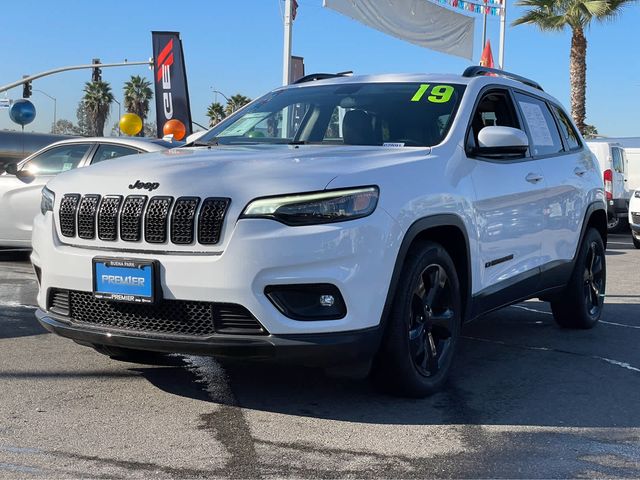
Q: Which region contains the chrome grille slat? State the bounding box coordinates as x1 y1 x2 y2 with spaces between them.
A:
59 194 80 237
198 198 230 245
145 196 173 243
171 197 200 244
120 195 147 242
77 194 101 239
97 196 123 241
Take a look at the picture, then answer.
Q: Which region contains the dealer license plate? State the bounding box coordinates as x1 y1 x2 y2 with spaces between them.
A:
93 258 156 304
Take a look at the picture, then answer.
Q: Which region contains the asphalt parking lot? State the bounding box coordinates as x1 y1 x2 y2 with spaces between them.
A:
0 235 638 479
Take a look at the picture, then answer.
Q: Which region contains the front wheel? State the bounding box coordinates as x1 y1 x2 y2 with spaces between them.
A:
550 228 606 329
372 241 461 397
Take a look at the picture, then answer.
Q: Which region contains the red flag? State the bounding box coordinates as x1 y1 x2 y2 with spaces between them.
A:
479 40 494 68
292 0 299 20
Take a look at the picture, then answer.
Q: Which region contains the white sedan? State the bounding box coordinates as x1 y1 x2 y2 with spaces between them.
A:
0 137 176 248
629 190 640 249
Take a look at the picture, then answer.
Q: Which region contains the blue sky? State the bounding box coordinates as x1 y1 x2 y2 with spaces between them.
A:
1 0 638 136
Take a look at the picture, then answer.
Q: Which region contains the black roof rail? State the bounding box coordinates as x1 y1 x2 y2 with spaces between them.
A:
462 66 544 91
293 71 353 84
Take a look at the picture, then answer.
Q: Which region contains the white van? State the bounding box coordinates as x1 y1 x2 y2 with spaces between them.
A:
587 141 629 232
624 147 640 193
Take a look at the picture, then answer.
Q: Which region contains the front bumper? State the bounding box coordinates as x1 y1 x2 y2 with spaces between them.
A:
31 208 401 336
36 309 381 365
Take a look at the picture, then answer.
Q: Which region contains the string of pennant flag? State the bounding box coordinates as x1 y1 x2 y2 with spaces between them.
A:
435 0 504 16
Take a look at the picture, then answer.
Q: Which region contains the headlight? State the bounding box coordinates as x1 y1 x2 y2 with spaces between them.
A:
635 190 640 199
40 187 55 215
241 186 379 226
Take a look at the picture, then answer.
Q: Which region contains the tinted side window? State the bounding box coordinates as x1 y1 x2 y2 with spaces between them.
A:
612 147 624 173
22 144 91 175
550 104 581 151
514 93 563 156
467 89 520 151
91 144 141 164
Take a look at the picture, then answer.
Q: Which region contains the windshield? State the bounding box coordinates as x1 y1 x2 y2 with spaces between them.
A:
199 82 465 147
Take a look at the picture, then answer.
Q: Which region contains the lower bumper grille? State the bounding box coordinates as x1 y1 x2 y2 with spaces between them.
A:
48 289 267 337
632 213 640 224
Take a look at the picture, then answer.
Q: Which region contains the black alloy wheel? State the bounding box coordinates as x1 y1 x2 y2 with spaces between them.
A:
583 240 605 317
408 264 455 378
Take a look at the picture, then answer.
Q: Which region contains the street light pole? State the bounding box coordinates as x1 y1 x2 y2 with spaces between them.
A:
211 88 230 103
112 98 122 136
34 89 56 134
282 0 293 86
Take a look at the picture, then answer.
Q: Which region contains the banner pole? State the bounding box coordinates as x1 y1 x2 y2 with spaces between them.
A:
283 0 293 86
498 0 506 69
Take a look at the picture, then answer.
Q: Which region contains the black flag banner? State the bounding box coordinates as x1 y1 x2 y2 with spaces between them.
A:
152 31 192 140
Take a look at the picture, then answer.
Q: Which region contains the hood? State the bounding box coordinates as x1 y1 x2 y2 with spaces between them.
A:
47 144 431 199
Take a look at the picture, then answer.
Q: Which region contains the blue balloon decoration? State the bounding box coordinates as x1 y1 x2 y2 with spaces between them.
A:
9 99 36 126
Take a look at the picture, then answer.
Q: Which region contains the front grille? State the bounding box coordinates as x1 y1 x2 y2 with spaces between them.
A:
59 194 80 237
120 196 147 242
97 196 122 241
57 194 229 246
632 213 640 225
171 197 200 244
198 198 230 245
145 197 173 243
77 194 100 239
49 289 267 337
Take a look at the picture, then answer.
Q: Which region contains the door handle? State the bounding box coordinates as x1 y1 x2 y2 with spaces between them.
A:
574 167 587 177
525 173 543 184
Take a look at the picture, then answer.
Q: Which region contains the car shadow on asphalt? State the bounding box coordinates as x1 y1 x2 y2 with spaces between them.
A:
143 299 640 429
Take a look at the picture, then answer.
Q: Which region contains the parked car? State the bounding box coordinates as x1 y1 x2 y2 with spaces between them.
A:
32 68 607 397
587 141 630 232
0 137 177 247
629 190 640 249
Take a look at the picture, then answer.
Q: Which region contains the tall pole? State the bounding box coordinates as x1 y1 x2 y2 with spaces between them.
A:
282 0 293 86
34 89 56 134
499 0 507 69
112 98 121 136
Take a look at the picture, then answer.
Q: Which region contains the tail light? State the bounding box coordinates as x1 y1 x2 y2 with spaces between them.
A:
603 169 613 201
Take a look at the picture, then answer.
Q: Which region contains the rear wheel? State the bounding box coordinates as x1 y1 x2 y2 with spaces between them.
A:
372 242 461 397
607 215 627 233
550 228 606 329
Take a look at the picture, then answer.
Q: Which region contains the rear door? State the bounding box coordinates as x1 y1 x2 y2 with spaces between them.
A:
611 146 627 200
0 143 93 243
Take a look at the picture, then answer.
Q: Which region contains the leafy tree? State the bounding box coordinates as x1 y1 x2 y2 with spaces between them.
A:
124 75 154 137
206 102 226 126
82 81 114 136
75 101 91 136
583 123 599 138
225 94 252 116
513 0 634 135
51 119 75 135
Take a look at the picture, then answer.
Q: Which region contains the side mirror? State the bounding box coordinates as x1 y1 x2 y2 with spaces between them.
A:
4 162 19 175
475 126 529 157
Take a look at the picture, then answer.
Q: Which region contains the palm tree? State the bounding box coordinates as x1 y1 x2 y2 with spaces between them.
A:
225 94 252 116
206 102 226 126
82 81 114 136
513 0 633 135
124 75 154 136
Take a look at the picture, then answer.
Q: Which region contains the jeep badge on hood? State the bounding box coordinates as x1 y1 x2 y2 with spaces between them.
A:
129 180 160 191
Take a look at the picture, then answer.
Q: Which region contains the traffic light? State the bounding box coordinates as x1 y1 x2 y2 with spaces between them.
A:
23 81 32 98
92 58 102 82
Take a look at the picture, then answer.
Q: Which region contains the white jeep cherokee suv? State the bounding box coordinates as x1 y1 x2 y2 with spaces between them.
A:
33 68 607 397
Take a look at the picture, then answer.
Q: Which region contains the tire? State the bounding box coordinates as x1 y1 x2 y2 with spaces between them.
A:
372 241 462 398
607 215 628 233
92 344 168 364
632 232 640 249
550 228 606 329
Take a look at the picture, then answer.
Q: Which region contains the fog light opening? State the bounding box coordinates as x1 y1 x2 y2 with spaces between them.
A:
265 284 346 321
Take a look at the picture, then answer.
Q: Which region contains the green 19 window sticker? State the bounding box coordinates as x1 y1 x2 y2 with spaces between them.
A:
410 84 454 104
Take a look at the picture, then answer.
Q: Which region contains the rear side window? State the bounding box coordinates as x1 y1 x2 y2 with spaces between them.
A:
91 144 141 164
514 92 563 157
550 104 581 151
